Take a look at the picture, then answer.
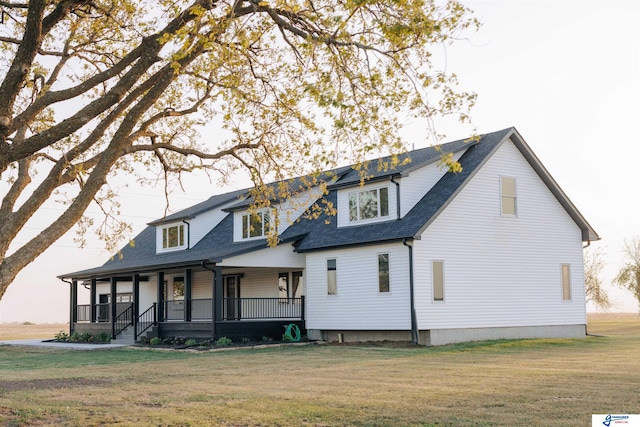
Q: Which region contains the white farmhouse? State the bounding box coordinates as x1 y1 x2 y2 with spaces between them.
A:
60 127 598 345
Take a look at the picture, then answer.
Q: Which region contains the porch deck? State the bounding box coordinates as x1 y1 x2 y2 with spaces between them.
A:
73 297 305 342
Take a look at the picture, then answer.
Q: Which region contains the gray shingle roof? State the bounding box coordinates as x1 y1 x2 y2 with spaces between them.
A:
60 126 598 279
286 127 512 252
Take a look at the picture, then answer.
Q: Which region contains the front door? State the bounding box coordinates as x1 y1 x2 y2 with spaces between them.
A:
224 276 240 320
98 294 109 322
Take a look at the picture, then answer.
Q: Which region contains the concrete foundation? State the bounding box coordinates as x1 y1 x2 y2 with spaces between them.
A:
308 324 587 346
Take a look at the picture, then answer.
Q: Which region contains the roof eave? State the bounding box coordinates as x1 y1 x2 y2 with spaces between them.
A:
58 258 214 281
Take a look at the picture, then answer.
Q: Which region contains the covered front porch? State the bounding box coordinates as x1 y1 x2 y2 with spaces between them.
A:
69 265 305 342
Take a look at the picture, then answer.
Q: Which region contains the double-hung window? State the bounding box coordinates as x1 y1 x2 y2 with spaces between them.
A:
242 210 270 239
327 259 337 295
432 260 444 301
561 264 571 301
501 177 517 216
162 224 185 249
378 254 390 293
349 187 389 222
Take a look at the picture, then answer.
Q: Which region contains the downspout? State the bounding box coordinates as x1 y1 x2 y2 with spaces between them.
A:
582 239 590 336
403 238 419 345
182 219 191 249
390 177 400 220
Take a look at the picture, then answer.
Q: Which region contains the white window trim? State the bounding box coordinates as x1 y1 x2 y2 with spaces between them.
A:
160 224 187 252
500 176 517 217
347 185 391 224
241 209 272 240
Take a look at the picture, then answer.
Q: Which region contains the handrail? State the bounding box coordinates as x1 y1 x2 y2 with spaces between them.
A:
113 303 134 337
221 297 304 320
135 303 157 340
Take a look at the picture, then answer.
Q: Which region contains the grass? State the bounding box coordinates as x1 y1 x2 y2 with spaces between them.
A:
0 315 638 426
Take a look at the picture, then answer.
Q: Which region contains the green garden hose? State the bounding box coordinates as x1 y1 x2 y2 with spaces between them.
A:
283 323 301 342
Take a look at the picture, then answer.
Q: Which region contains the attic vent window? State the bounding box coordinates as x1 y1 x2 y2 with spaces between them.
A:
349 187 389 222
162 224 185 249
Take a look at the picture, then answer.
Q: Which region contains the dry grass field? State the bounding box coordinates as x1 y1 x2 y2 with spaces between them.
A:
0 323 67 341
0 314 638 426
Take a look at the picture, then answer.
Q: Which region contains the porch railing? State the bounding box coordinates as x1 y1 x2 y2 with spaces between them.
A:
96 303 110 322
191 298 213 320
113 303 133 337
222 297 304 320
76 305 91 322
164 300 185 321
76 302 131 323
163 299 212 321
75 297 304 325
135 303 157 340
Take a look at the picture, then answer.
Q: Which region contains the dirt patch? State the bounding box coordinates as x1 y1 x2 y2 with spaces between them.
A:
0 378 111 393
327 340 419 348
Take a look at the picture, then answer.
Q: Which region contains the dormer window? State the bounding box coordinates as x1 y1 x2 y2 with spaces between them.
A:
242 210 271 239
349 187 389 222
162 224 185 249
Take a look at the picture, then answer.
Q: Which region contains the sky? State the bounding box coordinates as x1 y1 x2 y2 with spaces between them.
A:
1 0 639 323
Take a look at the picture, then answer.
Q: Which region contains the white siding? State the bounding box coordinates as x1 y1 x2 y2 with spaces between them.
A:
95 283 110 301
139 277 157 312
305 242 410 330
189 209 230 247
237 269 281 298
192 270 212 299
414 139 586 330
400 149 467 217
219 244 305 268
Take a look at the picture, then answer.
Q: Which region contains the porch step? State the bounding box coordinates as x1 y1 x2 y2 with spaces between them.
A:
138 326 157 340
113 326 135 345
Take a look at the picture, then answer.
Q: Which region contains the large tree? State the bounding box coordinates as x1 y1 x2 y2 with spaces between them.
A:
613 237 640 311
0 0 478 298
583 247 611 310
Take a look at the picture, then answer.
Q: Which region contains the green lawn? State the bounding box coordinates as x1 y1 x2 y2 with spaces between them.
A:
0 316 638 426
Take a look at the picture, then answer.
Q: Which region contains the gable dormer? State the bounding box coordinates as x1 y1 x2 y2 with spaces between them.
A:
233 208 274 241
156 221 188 253
336 180 398 228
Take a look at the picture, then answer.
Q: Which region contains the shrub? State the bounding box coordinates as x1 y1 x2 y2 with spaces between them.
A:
241 337 251 344
149 337 163 346
22 321 35 325
95 332 111 343
185 339 197 346
216 336 233 347
261 336 273 343
54 331 69 342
